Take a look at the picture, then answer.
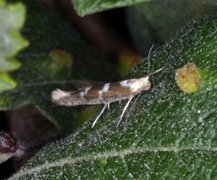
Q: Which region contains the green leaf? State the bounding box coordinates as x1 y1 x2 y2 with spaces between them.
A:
73 0 151 16
0 0 116 134
127 1 199 50
127 0 217 54
9 17 217 179
0 1 28 92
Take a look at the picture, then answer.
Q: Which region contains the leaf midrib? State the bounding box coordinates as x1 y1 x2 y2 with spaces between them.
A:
9 146 217 179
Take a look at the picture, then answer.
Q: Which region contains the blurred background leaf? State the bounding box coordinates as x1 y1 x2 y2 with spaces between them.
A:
127 0 217 54
0 0 117 134
73 0 151 16
0 1 28 92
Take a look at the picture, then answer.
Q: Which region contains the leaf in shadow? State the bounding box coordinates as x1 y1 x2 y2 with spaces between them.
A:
0 0 115 134
127 0 217 54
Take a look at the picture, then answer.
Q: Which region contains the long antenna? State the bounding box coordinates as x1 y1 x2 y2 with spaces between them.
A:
149 67 164 76
147 44 155 75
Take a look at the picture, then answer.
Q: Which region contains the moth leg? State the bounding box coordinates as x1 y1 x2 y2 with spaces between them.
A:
116 96 133 127
91 104 108 128
125 93 142 122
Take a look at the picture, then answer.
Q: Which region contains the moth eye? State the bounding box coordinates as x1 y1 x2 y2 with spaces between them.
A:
145 81 151 90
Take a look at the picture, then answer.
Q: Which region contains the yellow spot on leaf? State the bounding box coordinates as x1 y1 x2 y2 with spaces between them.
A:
175 63 201 94
49 49 72 63
118 49 141 75
48 49 73 80
78 106 98 123
0 99 4 106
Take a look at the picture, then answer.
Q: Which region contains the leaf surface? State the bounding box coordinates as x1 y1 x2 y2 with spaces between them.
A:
73 0 150 16
9 17 217 179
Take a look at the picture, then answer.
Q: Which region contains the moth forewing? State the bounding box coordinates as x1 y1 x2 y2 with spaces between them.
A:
51 66 163 127
51 89 86 106
51 77 151 106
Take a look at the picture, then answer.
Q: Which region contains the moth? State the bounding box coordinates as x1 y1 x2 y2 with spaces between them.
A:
51 46 164 127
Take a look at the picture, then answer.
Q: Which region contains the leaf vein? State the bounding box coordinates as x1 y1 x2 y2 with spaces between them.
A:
9 146 217 179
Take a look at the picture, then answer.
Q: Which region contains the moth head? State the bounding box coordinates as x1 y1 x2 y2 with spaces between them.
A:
142 76 151 90
144 66 164 90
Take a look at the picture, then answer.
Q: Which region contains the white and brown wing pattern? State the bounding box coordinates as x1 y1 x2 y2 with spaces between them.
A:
52 77 151 106
51 76 151 127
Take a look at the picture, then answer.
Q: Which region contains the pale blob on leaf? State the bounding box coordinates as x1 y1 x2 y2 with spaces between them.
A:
175 63 201 94
48 49 73 80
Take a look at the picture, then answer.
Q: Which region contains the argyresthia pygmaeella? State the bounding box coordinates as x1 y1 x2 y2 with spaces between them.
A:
51 45 164 127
